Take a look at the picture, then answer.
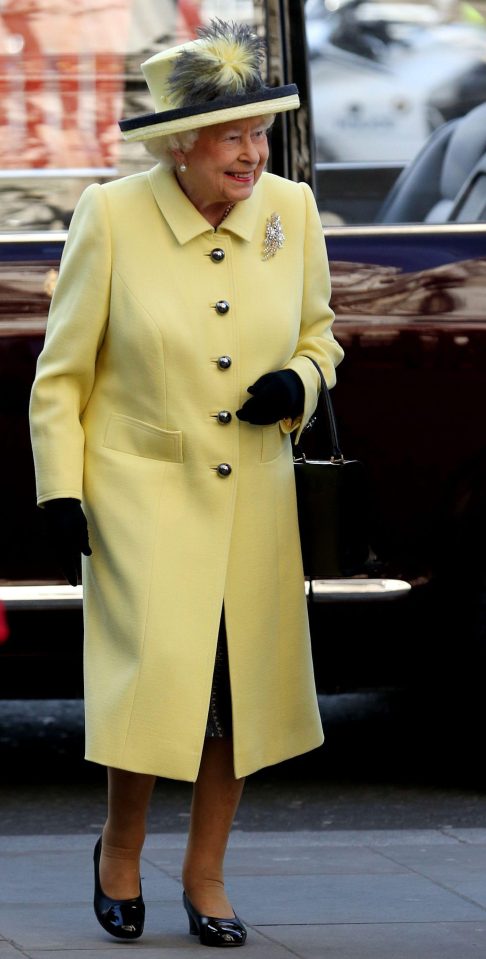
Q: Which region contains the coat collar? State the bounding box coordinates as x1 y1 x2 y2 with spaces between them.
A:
148 165 263 245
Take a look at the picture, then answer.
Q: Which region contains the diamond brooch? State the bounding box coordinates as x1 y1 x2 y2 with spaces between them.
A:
262 212 285 261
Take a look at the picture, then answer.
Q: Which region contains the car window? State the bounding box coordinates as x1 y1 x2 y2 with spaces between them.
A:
0 0 266 233
306 0 486 225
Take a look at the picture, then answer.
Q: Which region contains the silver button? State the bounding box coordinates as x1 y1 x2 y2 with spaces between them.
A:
215 300 230 315
217 355 232 370
216 463 232 477
210 248 225 263
216 410 232 424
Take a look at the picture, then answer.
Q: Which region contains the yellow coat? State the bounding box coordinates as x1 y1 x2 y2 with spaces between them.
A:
29 166 344 781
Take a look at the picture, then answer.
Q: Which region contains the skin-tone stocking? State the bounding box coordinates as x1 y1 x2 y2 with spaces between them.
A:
100 768 156 899
182 737 246 918
99 738 245 917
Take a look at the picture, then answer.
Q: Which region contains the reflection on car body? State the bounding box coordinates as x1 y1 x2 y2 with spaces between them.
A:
330 257 486 317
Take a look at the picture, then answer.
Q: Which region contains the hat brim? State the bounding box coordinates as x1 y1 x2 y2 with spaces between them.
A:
119 84 299 142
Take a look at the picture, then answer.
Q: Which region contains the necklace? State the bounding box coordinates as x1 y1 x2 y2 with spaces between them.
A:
219 202 235 224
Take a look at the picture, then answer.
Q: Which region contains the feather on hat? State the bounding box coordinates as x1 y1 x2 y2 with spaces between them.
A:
119 19 299 142
168 20 266 105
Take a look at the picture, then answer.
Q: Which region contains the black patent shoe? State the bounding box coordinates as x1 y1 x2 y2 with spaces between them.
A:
93 836 145 940
183 891 247 947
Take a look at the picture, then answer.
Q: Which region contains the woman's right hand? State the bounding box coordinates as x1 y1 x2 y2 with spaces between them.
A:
43 498 92 587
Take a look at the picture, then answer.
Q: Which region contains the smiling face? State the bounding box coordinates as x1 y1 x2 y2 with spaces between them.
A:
173 116 271 225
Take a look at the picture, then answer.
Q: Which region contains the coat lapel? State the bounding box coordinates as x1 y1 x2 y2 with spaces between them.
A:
148 166 212 244
148 164 264 245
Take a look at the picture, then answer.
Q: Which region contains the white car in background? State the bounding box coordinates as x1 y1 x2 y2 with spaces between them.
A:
306 0 486 162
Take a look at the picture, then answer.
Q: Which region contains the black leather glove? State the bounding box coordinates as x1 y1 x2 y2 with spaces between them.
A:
43 498 92 587
236 369 305 426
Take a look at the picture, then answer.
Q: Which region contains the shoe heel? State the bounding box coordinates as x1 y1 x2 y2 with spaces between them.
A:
183 892 199 935
183 890 246 947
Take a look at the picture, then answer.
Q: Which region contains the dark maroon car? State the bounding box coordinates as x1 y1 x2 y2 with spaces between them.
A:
1 0 485 698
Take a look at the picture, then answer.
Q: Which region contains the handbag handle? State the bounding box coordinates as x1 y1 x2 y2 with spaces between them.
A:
294 355 344 463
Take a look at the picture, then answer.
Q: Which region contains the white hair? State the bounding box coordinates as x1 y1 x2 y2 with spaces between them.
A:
144 130 201 168
143 114 275 169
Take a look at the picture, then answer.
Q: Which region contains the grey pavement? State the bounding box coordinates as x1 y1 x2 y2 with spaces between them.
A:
2 830 486 957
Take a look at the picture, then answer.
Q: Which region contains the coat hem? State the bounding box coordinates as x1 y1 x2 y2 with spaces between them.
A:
84 749 201 783
234 729 325 779
85 727 324 782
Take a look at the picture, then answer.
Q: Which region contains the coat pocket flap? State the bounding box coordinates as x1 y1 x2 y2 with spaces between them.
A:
103 413 183 463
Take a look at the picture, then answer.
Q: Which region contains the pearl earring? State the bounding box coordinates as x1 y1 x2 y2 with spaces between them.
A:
179 162 187 173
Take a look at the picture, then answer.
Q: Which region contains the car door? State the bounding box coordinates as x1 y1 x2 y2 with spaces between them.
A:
286 0 486 691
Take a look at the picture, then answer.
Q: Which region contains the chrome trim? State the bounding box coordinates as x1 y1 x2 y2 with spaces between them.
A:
316 161 404 172
323 223 486 238
0 584 83 609
306 578 411 602
1 579 411 608
0 232 67 243
1 223 485 244
0 320 47 333
0 168 117 178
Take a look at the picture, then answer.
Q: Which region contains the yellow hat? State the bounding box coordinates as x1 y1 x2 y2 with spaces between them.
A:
119 19 299 142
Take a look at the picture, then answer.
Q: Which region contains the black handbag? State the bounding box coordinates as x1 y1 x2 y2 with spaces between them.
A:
293 357 370 579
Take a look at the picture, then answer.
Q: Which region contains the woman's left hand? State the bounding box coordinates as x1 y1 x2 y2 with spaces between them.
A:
236 369 304 425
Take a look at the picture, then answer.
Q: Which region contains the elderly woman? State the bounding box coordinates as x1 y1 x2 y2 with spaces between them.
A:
29 19 343 948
